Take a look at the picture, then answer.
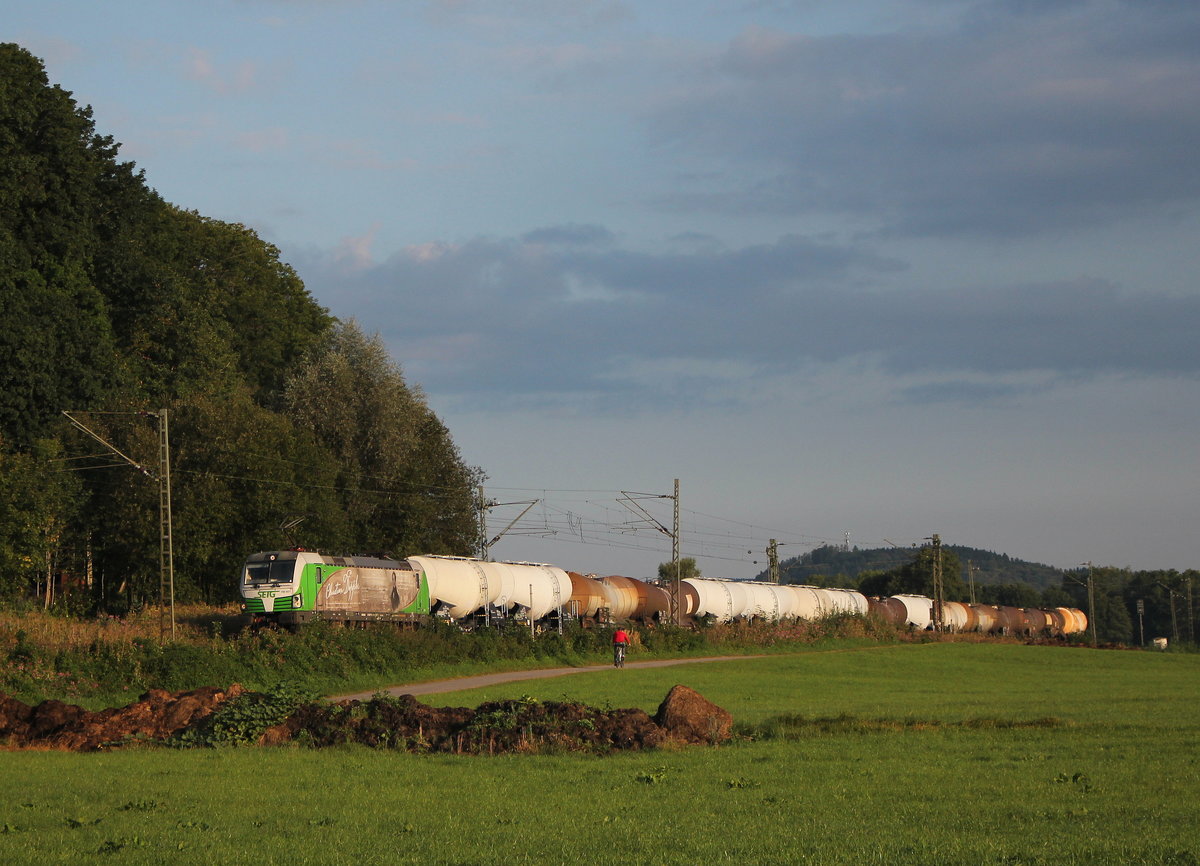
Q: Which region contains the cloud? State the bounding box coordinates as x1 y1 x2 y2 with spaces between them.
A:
298 225 1200 413
522 223 615 246
184 47 261 95
642 1 1200 237
333 223 382 270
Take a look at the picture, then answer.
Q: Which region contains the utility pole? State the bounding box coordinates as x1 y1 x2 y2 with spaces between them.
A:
768 539 779 584
671 478 681 625
63 410 175 640
617 480 681 624
1187 576 1195 644
1166 582 1180 644
155 409 176 642
929 534 944 631
1085 561 1097 648
966 559 978 606
476 486 489 559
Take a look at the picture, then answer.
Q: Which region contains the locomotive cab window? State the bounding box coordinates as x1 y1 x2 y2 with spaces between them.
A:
244 553 298 585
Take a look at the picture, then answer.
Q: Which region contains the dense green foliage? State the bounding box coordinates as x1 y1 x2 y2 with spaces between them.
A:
0 44 480 608
2 645 1197 865
776 542 1065 589
656 557 700 581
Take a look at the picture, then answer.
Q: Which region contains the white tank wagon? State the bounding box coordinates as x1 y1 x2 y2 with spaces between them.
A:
684 578 869 624
822 588 869 616
890 595 934 630
786 585 827 620
684 578 746 622
741 582 787 621
408 556 572 621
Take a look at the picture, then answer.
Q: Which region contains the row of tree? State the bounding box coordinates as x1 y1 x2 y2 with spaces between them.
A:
791 544 1196 646
0 44 481 609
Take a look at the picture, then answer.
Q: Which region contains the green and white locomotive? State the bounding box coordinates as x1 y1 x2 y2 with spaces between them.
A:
240 549 430 628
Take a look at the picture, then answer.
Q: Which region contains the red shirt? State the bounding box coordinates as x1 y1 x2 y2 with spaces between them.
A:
613 629 629 645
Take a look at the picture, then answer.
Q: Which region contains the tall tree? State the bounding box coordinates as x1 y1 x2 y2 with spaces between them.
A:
0 44 126 444
0 437 80 601
284 320 479 557
658 557 701 581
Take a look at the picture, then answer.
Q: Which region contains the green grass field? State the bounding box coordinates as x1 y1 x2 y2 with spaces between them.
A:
1 643 1196 865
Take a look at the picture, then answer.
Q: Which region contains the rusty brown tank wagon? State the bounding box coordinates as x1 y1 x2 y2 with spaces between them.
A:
239 550 1087 638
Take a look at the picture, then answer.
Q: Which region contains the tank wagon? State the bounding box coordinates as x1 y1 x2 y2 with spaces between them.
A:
863 594 1089 637
239 550 1087 637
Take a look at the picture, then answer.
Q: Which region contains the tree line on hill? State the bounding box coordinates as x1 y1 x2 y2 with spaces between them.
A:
0 44 480 610
771 544 1196 647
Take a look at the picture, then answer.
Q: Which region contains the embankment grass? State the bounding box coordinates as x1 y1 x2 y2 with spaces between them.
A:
1 642 1197 865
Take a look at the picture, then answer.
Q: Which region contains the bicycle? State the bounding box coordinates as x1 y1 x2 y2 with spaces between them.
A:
613 643 627 668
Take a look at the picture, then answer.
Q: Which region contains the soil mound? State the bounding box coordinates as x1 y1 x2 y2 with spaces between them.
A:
0 685 245 751
265 694 669 754
0 686 731 754
654 684 734 744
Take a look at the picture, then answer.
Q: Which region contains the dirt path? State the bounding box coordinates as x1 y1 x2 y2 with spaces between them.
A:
328 655 765 702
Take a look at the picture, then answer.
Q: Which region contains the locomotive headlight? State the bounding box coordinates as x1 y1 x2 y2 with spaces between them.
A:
292 593 303 609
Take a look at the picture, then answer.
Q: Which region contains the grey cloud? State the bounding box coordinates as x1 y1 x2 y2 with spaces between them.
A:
522 223 616 246
897 379 1044 405
300 230 1200 411
643 1 1200 237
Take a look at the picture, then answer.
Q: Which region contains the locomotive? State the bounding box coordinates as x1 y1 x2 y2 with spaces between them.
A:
239 549 1088 637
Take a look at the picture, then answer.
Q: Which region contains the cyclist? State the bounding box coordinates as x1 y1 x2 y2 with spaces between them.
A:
612 627 630 668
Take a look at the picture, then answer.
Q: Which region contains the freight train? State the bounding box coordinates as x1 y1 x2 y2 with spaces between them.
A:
239 549 1088 637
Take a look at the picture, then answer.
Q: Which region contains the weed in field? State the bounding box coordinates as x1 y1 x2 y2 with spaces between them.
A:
724 777 760 789
96 836 148 854
174 680 316 747
64 817 102 828
117 800 159 812
636 767 669 784
1054 771 1094 793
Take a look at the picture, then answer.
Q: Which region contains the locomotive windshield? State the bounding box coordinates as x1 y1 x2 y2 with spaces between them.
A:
244 552 298 586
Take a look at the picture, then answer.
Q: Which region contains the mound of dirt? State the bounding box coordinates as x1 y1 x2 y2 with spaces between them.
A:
0 685 245 751
262 693 670 754
654 684 734 744
0 684 733 754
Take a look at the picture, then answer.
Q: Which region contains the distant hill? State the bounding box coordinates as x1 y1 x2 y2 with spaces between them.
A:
761 544 1064 591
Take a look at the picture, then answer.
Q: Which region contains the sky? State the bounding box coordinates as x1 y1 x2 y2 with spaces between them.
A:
11 0 1200 579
